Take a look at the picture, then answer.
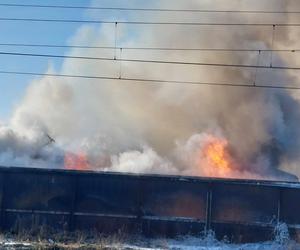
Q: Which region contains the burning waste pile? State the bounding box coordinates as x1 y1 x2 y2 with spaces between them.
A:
1 0 300 182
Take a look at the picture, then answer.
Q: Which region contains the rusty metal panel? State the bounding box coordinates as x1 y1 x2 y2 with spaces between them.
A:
0 172 5 229
281 188 300 224
211 222 275 243
289 227 300 243
0 167 298 243
0 173 4 210
75 174 140 215
140 177 208 221
75 215 139 234
3 172 74 212
142 218 205 237
4 212 70 232
211 183 279 224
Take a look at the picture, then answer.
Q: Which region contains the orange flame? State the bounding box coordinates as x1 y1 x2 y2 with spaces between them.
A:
200 136 238 178
64 152 91 171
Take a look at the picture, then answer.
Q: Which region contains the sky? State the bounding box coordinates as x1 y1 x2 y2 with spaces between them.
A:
0 0 146 121
0 0 89 121
2 0 300 179
1 0 295 121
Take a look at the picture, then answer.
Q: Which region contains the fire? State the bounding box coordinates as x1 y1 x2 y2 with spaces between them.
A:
200 136 238 178
64 152 91 171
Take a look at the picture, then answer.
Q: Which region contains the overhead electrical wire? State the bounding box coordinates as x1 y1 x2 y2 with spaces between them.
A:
0 17 300 26
1 5 299 90
0 70 299 90
0 51 299 71
0 3 299 15
0 43 299 53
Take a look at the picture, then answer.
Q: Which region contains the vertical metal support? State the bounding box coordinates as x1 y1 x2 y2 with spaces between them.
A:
0 172 6 231
114 22 118 60
277 188 282 223
69 175 78 231
205 183 213 233
253 50 261 86
137 178 144 234
119 48 123 79
270 25 276 67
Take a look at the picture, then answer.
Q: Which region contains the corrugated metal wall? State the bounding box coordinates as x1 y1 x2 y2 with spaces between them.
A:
0 167 299 243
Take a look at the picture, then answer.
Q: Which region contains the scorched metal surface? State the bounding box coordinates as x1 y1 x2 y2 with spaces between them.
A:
0 166 299 243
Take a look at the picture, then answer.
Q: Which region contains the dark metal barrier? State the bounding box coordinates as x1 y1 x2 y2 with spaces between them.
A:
0 166 299 243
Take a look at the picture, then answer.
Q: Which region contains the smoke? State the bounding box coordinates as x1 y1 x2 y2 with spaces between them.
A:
0 125 63 168
1 0 300 180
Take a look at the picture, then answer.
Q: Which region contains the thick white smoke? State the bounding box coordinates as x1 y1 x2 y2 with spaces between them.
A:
1 0 300 180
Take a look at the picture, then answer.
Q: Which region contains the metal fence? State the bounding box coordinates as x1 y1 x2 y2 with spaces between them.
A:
0 166 299 243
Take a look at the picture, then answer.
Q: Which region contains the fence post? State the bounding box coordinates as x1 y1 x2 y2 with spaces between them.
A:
205 182 213 233
0 172 6 231
277 188 282 223
69 174 78 231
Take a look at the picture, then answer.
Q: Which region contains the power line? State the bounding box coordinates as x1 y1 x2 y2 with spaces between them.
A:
0 3 300 14
0 43 115 49
0 51 299 71
1 17 300 26
0 43 299 52
0 70 298 90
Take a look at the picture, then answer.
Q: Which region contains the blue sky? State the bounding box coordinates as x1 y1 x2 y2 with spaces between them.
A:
0 0 139 122
0 0 162 122
0 0 93 121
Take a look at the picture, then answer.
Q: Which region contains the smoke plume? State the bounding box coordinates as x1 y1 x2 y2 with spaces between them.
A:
1 0 300 181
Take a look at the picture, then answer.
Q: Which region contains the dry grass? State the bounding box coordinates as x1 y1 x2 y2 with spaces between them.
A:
0 226 131 250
